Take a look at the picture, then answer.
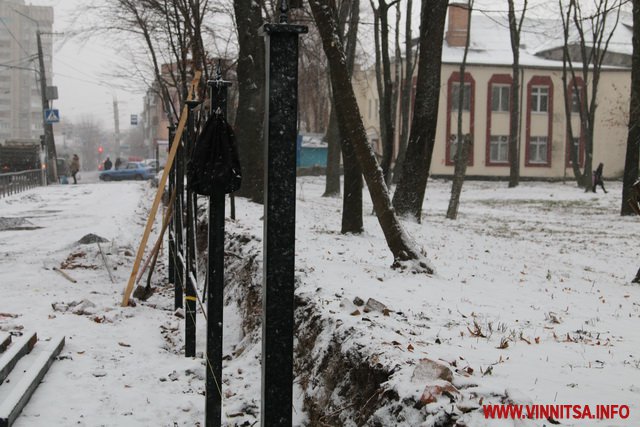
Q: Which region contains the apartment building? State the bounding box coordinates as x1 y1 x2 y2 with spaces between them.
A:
0 0 53 143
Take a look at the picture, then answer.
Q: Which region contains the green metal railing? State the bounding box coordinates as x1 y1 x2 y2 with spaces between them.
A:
0 169 45 199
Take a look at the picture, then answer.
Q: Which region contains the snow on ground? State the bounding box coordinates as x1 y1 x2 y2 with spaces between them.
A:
1 177 640 426
0 181 207 426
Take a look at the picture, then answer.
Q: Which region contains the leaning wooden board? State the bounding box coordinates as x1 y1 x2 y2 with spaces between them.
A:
121 71 201 307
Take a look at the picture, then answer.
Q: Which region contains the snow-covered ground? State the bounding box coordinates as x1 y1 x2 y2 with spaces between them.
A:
1 177 639 426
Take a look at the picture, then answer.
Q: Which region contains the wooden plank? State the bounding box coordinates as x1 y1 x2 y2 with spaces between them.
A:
0 333 37 385
52 267 77 284
0 334 10 354
0 336 64 427
121 71 201 307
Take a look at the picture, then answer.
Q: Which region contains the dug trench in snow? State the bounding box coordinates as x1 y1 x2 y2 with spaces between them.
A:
218 226 493 426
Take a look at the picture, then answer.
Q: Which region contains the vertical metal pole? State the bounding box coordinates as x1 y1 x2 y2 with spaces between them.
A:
155 141 160 174
205 77 231 427
260 10 307 426
184 99 201 358
175 124 185 313
168 124 178 309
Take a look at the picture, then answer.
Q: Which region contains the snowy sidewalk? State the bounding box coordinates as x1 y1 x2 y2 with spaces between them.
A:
0 182 204 426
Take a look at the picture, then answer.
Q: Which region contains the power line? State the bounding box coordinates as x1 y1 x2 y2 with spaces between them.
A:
0 16 30 56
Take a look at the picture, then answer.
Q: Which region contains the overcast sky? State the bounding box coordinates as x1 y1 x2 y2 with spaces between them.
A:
24 0 624 133
28 0 143 131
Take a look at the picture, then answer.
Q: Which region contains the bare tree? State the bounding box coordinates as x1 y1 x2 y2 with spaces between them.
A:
392 0 417 184
309 0 432 270
559 0 622 189
233 0 266 203
339 0 364 234
322 0 354 198
507 0 527 188
621 0 640 215
392 0 449 222
446 0 473 220
370 0 399 184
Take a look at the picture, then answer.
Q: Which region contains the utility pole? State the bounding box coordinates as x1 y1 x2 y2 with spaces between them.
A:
36 30 57 183
113 96 121 158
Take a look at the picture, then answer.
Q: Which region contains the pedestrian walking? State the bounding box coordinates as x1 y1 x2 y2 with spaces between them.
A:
104 157 112 171
592 162 607 193
115 157 122 170
70 154 80 185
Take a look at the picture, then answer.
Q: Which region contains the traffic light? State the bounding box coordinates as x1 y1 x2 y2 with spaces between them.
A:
39 134 45 149
98 146 104 154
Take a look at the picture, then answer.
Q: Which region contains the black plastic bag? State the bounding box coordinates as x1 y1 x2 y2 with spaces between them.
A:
187 113 241 195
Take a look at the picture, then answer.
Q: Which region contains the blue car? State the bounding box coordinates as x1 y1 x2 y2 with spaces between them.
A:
99 162 155 181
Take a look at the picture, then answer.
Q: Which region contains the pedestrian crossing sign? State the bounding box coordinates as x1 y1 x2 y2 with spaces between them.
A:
44 109 60 124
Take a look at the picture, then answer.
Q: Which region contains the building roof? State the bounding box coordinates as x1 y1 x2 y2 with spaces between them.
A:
442 12 632 69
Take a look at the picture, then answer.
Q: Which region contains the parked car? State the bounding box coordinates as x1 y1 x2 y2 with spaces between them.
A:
99 162 155 181
142 159 165 171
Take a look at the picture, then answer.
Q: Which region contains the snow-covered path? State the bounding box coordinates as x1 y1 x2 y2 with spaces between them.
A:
0 182 203 426
1 178 640 426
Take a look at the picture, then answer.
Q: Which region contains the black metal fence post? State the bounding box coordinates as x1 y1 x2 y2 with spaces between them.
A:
184 98 201 358
205 74 231 427
168 124 178 309
175 124 185 314
260 4 307 425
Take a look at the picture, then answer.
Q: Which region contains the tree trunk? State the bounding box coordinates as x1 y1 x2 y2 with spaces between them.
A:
446 134 472 219
392 0 414 185
379 0 396 184
309 0 431 270
392 0 449 222
446 1 472 220
341 0 363 233
341 132 363 233
507 0 525 188
323 104 342 197
621 0 640 215
323 0 354 199
233 0 265 203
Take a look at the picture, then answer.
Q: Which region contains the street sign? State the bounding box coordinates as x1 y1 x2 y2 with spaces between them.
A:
46 86 58 100
44 109 60 124
130 114 138 126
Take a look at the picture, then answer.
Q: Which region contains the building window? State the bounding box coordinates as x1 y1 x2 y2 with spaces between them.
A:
368 99 372 119
490 135 509 163
529 136 548 164
491 85 510 112
531 86 549 113
451 82 471 111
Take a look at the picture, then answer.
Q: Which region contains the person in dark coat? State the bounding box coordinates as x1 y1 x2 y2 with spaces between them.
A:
69 154 80 184
103 157 112 171
592 162 607 193
115 157 122 170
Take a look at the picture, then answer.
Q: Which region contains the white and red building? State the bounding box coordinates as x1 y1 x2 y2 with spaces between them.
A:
354 3 632 178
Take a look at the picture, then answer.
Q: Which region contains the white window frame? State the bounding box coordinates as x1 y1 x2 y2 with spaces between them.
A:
489 135 509 163
529 136 548 164
491 85 510 112
531 86 549 113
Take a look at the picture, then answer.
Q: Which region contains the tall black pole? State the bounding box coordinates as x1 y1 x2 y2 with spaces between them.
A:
205 75 230 427
260 5 307 425
175 124 185 313
168 124 179 310
184 99 201 358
